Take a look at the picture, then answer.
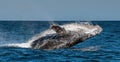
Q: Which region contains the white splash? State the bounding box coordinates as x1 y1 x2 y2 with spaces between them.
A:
1 42 31 48
73 46 101 51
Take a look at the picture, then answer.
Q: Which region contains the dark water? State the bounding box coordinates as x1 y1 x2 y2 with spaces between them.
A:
0 21 120 62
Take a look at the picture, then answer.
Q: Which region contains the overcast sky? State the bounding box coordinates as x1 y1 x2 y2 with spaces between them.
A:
0 0 120 20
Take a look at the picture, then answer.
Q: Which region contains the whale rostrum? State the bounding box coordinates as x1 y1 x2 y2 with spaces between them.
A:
30 22 102 50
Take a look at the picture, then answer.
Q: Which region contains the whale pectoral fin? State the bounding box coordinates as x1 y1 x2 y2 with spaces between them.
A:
50 25 66 35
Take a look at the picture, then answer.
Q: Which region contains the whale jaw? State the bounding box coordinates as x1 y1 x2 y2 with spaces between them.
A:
30 23 102 50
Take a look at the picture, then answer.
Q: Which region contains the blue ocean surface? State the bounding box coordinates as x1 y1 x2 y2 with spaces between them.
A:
0 21 120 62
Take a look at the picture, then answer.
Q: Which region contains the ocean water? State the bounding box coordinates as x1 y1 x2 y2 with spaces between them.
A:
0 21 120 62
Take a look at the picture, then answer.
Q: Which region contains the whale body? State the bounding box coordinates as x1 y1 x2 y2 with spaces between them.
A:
29 22 102 50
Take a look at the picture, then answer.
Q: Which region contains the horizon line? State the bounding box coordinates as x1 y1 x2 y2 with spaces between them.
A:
0 20 120 21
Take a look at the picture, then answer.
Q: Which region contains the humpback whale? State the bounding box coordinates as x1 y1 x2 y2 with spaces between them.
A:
29 22 102 50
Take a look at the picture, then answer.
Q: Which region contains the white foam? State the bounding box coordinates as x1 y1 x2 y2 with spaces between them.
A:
1 42 31 48
73 46 101 51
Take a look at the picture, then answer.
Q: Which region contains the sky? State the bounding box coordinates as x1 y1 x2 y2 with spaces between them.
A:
0 0 120 21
